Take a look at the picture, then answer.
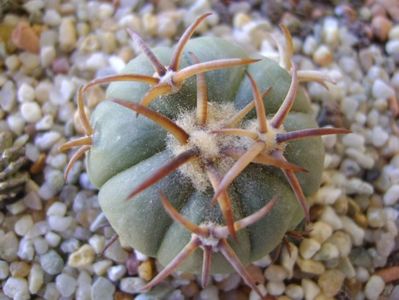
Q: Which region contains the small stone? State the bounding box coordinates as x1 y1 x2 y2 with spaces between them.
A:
372 79 395 100
138 260 154 281
318 269 345 297
383 184 399 205
302 278 320 300
107 264 126 281
29 263 44 294
88 234 105 254
142 13 158 36
48 215 73 232
20 101 42 123
93 260 113 276
45 231 61 247
299 238 321 259
327 231 352 256
47 202 67 216
5 55 21 71
17 83 35 103
40 46 56 67
59 18 77 52
68 244 95 268
10 261 31 277
372 16 392 41
157 14 178 38
285 284 303 300
340 216 365 246
281 242 298 278
43 9 61 26
313 45 333 66
104 239 129 263
309 221 333 244
0 231 19 261
56 273 77 297
320 206 343 230
4 277 29 300
249 284 267 300
337 256 356 278
267 281 285 296
297 258 325 275
264 264 288 282
14 215 34 236
371 126 389 147
314 242 340 261
40 250 64 275
19 52 40 72
0 260 9 279
91 277 115 300
199 285 219 300
367 207 386 228
120 277 145 294
364 275 385 300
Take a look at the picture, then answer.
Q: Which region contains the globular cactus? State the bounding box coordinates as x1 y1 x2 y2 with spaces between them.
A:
62 13 349 298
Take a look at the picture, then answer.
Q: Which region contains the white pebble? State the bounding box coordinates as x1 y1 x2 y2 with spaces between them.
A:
0 260 9 279
28 263 44 294
93 260 112 276
43 9 61 26
20 101 42 123
302 278 320 300
48 215 73 232
91 276 115 300
120 277 145 294
40 46 56 67
383 184 399 205
386 39 399 55
372 79 395 100
320 206 343 230
364 275 385 300
7 113 26 135
286 284 304 300
47 202 67 217
300 238 321 259
35 114 54 131
17 83 35 102
17 238 35 261
107 265 126 281
266 281 285 296
45 231 61 247
4 277 29 300
14 215 34 236
56 273 77 297
264 265 288 282
340 216 365 246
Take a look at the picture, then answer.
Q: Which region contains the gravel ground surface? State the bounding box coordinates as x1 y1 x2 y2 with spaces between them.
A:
0 0 399 299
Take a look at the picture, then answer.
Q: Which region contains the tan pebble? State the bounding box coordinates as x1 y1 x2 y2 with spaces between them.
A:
313 45 333 66
297 258 325 275
114 291 133 300
118 47 135 63
372 16 392 41
281 242 298 278
99 31 117 54
299 238 321 259
79 34 100 53
10 261 31 277
142 13 158 36
68 244 95 267
333 196 348 215
327 231 352 257
233 12 251 29
11 22 39 54
138 260 154 281
366 207 385 228
318 269 345 297
309 221 333 243
302 278 320 300
264 265 288 282
337 256 356 278
313 242 340 261
314 294 335 300
59 18 77 52
181 281 200 298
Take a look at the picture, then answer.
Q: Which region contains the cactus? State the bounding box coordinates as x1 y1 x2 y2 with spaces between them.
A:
62 14 349 298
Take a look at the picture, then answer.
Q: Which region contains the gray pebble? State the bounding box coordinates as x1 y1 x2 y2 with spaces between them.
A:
56 273 77 297
91 277 115 300
40 250 64 275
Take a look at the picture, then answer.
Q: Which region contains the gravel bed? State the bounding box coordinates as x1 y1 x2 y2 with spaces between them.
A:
0 0 398 299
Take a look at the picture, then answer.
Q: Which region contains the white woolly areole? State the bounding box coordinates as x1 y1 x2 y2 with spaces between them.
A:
167 103 242 192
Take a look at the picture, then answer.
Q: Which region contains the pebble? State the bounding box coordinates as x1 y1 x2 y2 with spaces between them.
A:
44 282 60 300
107 264 126 281
91 276 115 300
267 281 285 296
138 260 154 281
309 221 333 244
383 184 399 205
302 278 320 300
313 45 333 66
364 275 385 300
68 244 95 268
299 238 321 259
10 261 31 277
285 284 304 300
45 231 61 247
120 277 146 294
0 260 9 279
40 46 56 68
93 259 113 275
367 207 386 228
371 16 392 41
340 216 365 246
43 9 62 26
48 215 73 232
40 250 64 275
28 263 44 294
249 284 267 300
199 285 219 300
327 231 352 256
56 273 77 297
372 79 395 99
314 242 340 261
0 232 19 261
297 258 325 275
320 206 343 230
281 242 298 278
264 264 288 282
88 234 105 254
3 277 30 300
17 83 35 103
14 215 34 236
386 39 399 55
59 18 77 52
104 239 129 263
